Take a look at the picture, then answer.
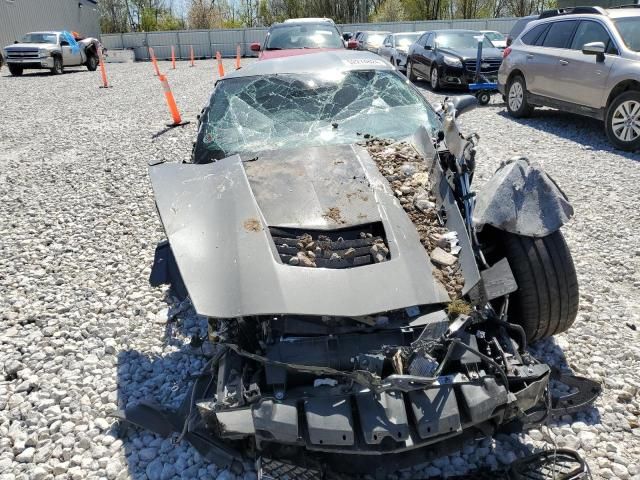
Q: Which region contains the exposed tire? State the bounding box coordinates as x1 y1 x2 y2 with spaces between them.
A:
498 230 579 343
86 53 98 72
430 66 440 91
506 75 533 118
605 90 640 152
406 60 418 82
8 64 23 76
51 56 63 75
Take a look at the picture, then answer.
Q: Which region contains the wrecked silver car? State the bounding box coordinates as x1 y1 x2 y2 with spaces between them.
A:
120 51 598 478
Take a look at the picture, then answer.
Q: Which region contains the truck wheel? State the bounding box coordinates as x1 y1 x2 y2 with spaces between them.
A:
605 91 640 152
8 64 23 76
86 54 98 72
51 56 63 75
498 230 579 342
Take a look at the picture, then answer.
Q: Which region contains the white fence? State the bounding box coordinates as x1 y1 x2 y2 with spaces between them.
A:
100 17 520 61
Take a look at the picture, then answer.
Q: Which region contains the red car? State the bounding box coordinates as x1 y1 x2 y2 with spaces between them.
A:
251 21 357 60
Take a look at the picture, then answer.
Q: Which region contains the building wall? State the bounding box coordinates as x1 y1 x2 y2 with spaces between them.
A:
0 0 100 56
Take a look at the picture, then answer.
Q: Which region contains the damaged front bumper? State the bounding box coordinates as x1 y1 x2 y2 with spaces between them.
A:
115 309 601 478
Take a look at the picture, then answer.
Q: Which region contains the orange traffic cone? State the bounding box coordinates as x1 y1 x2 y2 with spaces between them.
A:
150 47 161 76
171 46 176 70
216 51 224 77
236 44 241 70
159 74 189 127
190 45 195 67
98 47 110 88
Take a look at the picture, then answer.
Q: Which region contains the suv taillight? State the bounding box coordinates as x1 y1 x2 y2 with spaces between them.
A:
503 47 512 58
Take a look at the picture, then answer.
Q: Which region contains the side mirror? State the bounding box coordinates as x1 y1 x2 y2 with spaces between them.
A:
424 45 432 50
451 95 478 117
14 40 19 44
582 41 605 61
250 42 261 52
347 40 358 49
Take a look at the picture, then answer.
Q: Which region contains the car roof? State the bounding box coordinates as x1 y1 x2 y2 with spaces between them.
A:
283 17 334 23
223 50 393 80
606 7 640 18
392 31 423 35
432 29 484 34
270 22 338 29
26 31 59 35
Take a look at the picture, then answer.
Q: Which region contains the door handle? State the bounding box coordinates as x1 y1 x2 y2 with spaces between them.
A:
559 59 569 65
526 54 534 59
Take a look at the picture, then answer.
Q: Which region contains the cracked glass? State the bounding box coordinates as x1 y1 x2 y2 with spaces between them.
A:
194 70 441 163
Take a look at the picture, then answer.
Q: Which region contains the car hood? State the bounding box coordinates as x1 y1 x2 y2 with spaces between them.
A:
5 42 54 50
259 47 344 60
150 143 453 318
438 47 503 60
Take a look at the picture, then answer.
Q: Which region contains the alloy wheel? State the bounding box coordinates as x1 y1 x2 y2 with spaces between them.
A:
430 68 438 89
611 100 640 142
509 81 523 111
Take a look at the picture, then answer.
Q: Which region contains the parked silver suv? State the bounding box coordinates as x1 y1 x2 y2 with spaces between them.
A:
498 6 640 151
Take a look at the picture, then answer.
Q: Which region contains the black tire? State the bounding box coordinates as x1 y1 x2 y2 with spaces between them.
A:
499 230 579 343
506 75 533 118
51 56 63 75
406 60 417 82
477 91 491 105
8 64 23 76
430 66 440 91
605 90 640 152
86 53 98 72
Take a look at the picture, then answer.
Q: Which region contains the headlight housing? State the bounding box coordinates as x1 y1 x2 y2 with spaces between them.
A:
39 49 51 58
442 55 462 67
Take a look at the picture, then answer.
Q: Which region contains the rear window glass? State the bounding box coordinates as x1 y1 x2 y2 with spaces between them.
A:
541 21 578 48
521 24 548 45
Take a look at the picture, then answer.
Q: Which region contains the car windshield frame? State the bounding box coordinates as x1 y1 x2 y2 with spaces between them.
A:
394 33 421 48
483 31 505 42
20 33 58 44
265 24 344 50
613 17 640 52
193 70 442 163
436 32 494 49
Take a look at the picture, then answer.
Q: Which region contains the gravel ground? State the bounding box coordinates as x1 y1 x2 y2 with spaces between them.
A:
0 59 639 480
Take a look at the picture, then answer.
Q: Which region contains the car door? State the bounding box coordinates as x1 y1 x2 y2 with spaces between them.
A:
60 36 82 65
524 20 578 98
412 33 433 77
423 33 437 72
553 20 618 108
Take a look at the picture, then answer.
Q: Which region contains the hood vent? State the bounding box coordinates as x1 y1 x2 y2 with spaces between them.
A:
269 223 389 269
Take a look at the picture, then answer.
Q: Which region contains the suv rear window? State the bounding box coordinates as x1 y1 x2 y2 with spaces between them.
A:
542 20 578 48
521 24 549 45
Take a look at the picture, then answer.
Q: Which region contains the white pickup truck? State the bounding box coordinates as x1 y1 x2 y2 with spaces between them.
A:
2 31 100 76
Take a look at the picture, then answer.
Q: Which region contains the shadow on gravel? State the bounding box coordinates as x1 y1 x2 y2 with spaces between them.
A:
497 110 639 161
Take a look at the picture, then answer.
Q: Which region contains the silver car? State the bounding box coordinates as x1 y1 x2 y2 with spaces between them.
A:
378 31 424 71
499 6 640 151
357 30 391 53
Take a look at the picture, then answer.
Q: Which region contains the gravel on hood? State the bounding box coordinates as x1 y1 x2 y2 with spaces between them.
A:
0 61 639 480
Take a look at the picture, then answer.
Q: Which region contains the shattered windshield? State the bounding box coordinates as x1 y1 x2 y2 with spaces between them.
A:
266 24 344 50
20 33 58 44
194 70 441 162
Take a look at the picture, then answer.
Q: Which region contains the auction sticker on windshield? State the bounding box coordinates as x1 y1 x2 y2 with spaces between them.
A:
344 58 387 66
